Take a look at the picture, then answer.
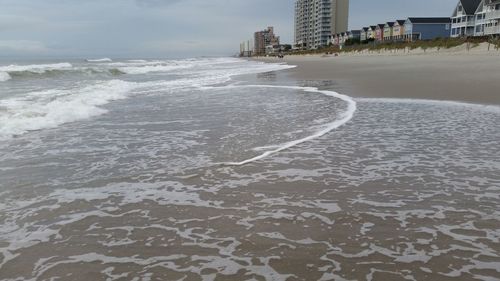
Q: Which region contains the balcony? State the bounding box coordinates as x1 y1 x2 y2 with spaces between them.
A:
485 10 500 20
452 21 475 27
484 25 500 34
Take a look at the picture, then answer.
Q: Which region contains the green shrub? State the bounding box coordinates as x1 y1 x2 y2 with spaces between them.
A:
284 36 496 56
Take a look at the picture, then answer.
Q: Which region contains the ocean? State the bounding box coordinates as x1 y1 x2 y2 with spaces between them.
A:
0 57 499 280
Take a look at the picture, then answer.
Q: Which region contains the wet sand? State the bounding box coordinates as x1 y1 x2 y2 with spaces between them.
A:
1 58 499 281
255 54 500 105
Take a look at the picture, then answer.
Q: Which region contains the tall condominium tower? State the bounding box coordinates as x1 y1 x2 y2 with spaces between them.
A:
294 0 349 49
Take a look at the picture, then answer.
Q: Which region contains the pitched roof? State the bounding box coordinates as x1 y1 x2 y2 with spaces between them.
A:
370 25 377 30
459 0 482 14
407 17 451 24
385 22 395 27
377 24 385 28
395 20 406 26
362 27 369 31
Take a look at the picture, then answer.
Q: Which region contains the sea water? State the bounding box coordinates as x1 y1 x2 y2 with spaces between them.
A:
0 58 499 280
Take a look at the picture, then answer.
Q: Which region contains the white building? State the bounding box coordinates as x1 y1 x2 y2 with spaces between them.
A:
294 0 349 49
451 0 500 37
481 0 500 36
451 0 481 37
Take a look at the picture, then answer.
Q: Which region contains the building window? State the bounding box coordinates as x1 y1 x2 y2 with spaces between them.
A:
446 24 450 30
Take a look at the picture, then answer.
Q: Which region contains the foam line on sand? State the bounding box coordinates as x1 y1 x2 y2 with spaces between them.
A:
200 85 357 166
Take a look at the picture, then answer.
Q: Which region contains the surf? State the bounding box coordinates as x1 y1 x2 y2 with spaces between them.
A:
0 58 296 140
0 63 73 82
86 58 113 62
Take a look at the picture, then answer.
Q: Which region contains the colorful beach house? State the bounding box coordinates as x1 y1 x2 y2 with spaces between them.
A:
451 0 482 37
360 27 369 41
375 24 386 41
383 22 395 41
348 30 361 42
340 32 349 45
404 17 452 41
331 34 340 46
368 26 377 39
391 20 406 41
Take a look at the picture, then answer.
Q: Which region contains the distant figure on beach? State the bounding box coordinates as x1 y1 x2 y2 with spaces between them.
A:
278 53 284 59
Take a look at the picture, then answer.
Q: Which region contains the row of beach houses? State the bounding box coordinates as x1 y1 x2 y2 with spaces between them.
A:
330 0 500 46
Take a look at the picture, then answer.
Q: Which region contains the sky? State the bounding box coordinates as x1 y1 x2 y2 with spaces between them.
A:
0 0 458 59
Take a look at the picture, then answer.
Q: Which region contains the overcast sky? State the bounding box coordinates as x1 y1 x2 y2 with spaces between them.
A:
0 0 458 59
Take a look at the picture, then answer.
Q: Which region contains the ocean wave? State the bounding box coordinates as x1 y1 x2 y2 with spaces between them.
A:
0 67 125 81
127 59 148 63
0 59 296 139
0 63 73 81
0 62 73 73
114 57 248 75
118 64 194 75
0 72 11 82
0 80 138 140
86 58 112 62
0 58 287 82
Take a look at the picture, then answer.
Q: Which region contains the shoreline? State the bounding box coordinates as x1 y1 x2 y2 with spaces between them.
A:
254 51 500 105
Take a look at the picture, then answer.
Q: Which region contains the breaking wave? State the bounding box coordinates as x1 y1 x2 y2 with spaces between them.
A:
86 58 113 62
0 58 295 140
0 63 126 81
0 63 73 82
0 62 73 73
0 72 11 82
0 80 138 139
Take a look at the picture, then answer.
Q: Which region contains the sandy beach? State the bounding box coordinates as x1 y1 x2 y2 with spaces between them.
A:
255 50 500 105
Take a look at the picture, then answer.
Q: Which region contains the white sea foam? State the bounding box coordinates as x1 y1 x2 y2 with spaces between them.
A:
0 58 295 140
0 71 11 82
216 85 357 166
86 58 112 62
0 63 74 82
117 57 294 75
0 80 137 139
359 97 500 114
119 64 193 75
0 62 73 74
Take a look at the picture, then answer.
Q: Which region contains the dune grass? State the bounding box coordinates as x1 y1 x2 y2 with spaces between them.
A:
287 37 499 56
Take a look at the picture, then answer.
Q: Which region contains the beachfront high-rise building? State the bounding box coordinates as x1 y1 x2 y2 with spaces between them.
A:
254 27 280 56
294 0 349 49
